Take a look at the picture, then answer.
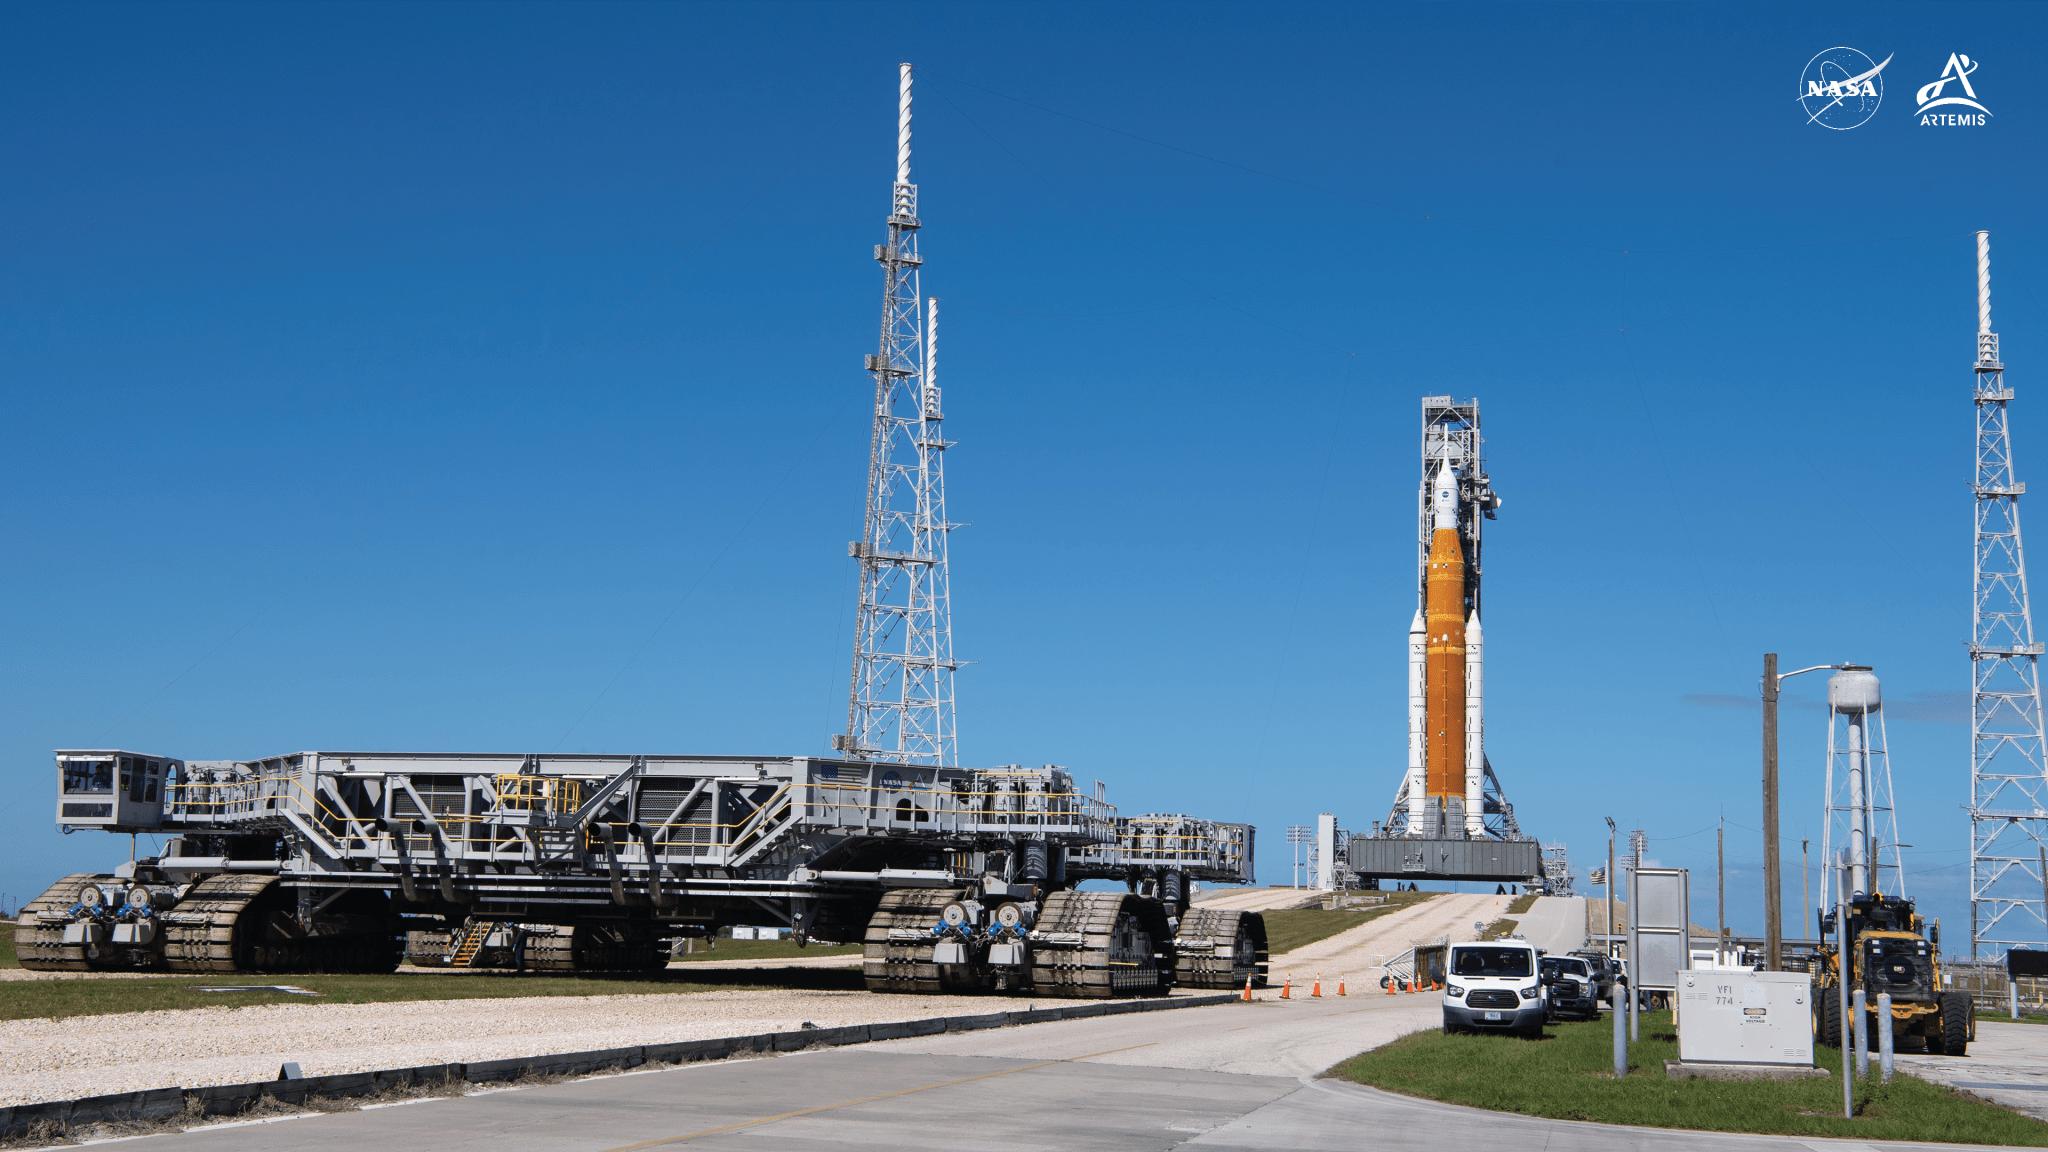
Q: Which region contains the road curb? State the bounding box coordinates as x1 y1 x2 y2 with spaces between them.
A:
0 992 1239 1139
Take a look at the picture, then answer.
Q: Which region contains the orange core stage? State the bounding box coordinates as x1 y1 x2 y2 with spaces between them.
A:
1425 527 1466 798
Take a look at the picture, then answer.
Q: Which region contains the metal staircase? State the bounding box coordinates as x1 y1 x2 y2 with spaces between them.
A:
447 919 491 967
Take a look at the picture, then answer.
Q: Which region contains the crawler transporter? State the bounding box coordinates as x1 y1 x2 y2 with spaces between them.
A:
22 751 1265 998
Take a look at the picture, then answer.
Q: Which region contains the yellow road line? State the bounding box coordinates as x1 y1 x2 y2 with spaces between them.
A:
593 1043 1159 1151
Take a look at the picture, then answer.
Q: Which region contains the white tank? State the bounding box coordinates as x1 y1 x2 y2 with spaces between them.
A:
1827 668 1882 713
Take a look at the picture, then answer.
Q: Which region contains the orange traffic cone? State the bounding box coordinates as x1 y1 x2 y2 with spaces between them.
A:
1311 973 1323 998
1337 974 1347 996
1280 974 1292 999
1242 974 1253 1001
1384 976 1395 995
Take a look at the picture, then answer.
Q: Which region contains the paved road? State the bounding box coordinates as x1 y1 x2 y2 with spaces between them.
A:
1512 895 1588 955
1188 887 1319 912
1896 1021 2048 1122
1268 892 1501 985
143 986 1990 1152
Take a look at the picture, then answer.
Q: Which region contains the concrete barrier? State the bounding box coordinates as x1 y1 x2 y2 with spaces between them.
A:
0 993 1239 1140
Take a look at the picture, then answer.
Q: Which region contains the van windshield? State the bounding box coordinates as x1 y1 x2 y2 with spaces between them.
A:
1451 946 1533 977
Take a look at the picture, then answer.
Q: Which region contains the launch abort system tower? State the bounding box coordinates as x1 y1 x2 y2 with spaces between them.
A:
1351 396 1541 885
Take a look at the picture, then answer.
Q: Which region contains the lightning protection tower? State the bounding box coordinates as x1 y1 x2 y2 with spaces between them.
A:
837 64 959 766
1969 230 2048 959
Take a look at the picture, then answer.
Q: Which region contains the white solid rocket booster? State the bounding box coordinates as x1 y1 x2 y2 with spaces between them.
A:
1407 608 1427 828
1464 611 1484 836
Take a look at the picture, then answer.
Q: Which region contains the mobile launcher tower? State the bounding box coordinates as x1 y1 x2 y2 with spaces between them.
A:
1349 397 1543 886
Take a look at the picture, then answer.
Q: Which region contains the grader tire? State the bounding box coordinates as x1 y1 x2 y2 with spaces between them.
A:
1935 992 1972 1056
13 874 109 971
1818 992 1842 1048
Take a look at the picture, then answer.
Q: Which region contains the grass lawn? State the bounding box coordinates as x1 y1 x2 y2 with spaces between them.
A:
671 938 860 963
0 969 797 1023
1979 1011 2048 1025
1263 891 1438 955
1335 1010 2048 1146
0 924 16 968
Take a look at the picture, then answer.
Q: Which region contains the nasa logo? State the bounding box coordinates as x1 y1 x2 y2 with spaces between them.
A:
1917 53 1991 126
1798 47 1892 130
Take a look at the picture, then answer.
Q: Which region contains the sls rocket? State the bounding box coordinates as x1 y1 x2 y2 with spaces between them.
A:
1399 397 1501 840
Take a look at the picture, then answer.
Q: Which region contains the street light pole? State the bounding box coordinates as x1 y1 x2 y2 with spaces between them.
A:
1605 816 1618 963
1763 659 1848 971
1763 653 1781 970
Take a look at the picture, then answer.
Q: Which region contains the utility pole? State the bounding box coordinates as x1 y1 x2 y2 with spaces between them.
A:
1717 819 1727 957
1767 659 1854 956
1801 838 1810 943
1763 652 1783 970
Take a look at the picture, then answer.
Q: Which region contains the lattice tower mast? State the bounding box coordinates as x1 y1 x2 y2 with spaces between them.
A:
1969 229 2048 959
839 63 959 765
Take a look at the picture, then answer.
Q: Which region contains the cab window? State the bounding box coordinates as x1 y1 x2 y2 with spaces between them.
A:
63 760 114 794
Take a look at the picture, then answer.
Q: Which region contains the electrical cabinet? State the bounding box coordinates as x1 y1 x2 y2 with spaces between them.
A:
1676 970 1813 1065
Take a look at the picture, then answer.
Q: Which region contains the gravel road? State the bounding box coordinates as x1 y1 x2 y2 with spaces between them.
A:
0 986 1214 1108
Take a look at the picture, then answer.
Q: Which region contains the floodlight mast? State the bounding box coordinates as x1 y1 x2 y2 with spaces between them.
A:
841 64 960 766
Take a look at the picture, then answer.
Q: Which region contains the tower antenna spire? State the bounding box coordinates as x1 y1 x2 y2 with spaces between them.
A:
839 63 960 766
1968 229 2048 959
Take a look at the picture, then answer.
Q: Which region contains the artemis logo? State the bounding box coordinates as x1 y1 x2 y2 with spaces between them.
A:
1799 47 1891 130
1917 54 1991 126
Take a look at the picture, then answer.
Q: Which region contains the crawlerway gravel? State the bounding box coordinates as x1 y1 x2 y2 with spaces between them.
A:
0 987 1192 1107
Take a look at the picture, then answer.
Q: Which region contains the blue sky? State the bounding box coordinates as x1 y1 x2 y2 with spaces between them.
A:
4 1 2046 947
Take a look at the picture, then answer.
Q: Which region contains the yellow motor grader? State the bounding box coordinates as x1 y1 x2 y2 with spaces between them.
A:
1812 892 1972 1055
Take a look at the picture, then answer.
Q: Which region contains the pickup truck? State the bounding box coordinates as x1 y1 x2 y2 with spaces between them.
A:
1568 949 1618 1004
1539 954 1600 1020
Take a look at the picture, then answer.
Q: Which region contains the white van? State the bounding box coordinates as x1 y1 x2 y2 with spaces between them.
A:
1442 941 1546 1037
